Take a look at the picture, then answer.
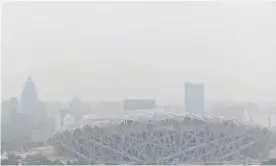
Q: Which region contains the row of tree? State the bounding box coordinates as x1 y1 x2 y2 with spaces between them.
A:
1 153 85 165
261 158 276 165
3 152 276 165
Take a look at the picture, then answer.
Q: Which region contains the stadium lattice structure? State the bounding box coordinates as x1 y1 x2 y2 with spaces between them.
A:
47 110 276 164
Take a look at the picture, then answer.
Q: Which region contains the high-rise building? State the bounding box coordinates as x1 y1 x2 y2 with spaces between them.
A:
20 76 38 115
184 83 204 114
269 115 275 128
1 97 19 124
69 97 83 123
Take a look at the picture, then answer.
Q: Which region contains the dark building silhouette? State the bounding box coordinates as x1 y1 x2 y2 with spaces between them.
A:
123 99 156 111
69 97 83 123
185 83 204 114
20 76 38 116
1 97 19 124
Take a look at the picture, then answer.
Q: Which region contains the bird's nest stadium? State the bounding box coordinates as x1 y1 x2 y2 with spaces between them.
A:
47 110 276 164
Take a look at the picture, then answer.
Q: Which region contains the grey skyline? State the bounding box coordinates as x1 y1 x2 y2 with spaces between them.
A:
2 2 276 104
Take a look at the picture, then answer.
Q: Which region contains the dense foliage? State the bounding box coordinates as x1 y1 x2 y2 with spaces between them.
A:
21 156 64 165
1 153 90 165
1 154 19 165
261 159 276 165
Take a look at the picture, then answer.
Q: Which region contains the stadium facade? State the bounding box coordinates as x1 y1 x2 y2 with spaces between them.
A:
47 110 276 164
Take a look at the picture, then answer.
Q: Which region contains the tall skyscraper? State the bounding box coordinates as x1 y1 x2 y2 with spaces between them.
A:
185 83 204 114
20 76 38 115
1 97 19 124
269 115 275 128
69 97 83 123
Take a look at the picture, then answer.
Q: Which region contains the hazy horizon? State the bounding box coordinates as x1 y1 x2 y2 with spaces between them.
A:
2 2 276 105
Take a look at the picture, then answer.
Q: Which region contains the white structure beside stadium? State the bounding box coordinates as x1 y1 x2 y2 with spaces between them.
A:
47 110 276 164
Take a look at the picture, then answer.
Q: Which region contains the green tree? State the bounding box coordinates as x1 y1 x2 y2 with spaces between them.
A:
262 159 276 165
1 153 20 165
22 156 59 165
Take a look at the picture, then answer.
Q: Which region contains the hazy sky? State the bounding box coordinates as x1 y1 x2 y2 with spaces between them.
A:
2 2 276 104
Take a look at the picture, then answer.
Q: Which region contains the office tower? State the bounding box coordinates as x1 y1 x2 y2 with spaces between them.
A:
185 83 204 114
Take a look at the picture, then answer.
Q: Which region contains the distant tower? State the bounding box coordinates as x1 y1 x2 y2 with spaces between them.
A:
2 97 19 123
269 115 275 128
20 76 38 115
69 97 82 122
184 82 204 114
243 107 250 122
